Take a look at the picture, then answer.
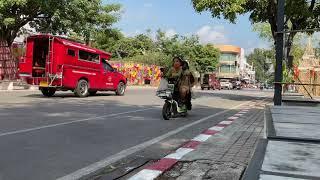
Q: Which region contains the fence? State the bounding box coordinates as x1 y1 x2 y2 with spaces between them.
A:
294 67 320 97
0 40 19 80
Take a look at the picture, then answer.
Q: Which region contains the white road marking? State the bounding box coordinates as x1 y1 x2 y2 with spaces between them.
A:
165 148 194 160
192 134 212 142
57 101 251 180
219 121 233 125
228 116 239 120
0 108 155 137
238 111 247 114
209 126 224 131
128 169 162 180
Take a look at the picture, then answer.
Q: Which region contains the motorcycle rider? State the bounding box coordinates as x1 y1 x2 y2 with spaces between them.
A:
165 57 194 109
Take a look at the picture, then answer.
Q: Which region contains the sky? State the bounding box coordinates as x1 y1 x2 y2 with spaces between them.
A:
105 0 270 55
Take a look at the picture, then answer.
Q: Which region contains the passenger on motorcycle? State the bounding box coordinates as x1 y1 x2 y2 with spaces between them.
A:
165 57 194 109
181 60 195 110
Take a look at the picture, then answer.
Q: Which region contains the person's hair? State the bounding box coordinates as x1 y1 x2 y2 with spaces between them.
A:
172 56 183 66
182 61 189 70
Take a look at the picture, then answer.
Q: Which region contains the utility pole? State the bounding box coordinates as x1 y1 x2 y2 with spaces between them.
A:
274 0 285 105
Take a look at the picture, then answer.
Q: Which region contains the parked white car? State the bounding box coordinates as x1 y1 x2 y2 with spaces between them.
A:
220 79 233 90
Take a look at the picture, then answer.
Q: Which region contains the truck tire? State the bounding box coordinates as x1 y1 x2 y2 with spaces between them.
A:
40 88 56 97
115 82 126 96
74 79 89 97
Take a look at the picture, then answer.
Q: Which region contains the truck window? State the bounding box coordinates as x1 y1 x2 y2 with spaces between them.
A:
102 58 114 72
67 49 75 57
79 50 100 63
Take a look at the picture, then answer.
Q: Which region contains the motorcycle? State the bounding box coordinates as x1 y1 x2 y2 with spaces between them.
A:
236 81 242 90
157 81 188 120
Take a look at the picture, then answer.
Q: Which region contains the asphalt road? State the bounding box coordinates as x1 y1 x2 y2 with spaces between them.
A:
0 87 272 180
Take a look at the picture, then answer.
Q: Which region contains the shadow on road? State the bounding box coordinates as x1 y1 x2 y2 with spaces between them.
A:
23 92 116 99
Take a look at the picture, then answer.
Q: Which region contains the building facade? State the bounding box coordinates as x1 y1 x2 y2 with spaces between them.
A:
215 45 241 79
214 45 255 83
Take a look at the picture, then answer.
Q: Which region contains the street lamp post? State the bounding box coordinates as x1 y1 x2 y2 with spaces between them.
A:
274 0 285 105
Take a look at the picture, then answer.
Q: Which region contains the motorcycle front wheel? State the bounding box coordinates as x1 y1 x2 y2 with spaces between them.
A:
162 102 172 120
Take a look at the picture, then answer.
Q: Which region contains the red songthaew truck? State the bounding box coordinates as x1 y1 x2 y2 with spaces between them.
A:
19 35 127 97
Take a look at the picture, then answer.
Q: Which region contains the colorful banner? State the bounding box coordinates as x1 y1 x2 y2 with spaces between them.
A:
109 61 162 86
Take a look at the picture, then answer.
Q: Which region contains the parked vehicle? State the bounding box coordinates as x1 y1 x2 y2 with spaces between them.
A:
201 73 221 90
19 35 127 97
235 80 242 90
230 79 237 89
220 79 233 90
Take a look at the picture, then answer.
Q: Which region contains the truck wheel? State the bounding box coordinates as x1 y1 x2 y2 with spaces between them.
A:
74 79 89 97
40 88 56 97
201 87 204 90
116 82 126 96
89 91 97 96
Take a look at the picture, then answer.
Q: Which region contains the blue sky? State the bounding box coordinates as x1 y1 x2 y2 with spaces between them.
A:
105 0 269 55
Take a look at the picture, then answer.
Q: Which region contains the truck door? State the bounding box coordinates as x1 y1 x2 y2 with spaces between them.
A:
101 58 116 90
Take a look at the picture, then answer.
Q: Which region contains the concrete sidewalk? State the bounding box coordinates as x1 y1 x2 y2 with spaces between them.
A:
243 103 320 180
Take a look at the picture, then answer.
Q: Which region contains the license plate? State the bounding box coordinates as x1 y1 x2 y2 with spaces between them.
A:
40 81 49 87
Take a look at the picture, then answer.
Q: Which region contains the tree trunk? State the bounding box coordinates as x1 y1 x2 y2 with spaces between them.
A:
0 29 17 47
285 32 296 62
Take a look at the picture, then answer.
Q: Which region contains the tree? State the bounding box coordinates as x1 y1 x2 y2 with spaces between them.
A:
247 48 275 83
192 0 320 58
104 29 220 71
253 22 305 66
191 44 220 72
92 29 124 52
0 0 121 46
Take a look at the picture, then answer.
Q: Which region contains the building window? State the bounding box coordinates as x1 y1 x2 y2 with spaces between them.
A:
220 53 237 62
102 58 114 72
67 49 76 57
220 65 230 73
230 65 236 73
79 50 100 63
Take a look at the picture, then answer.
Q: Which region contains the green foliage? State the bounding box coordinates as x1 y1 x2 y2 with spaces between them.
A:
192 44 220 72
252 23 273 42
282 65 294 83
247 48 274 83
0 0 121 45
291 45 304 66
100 30 220 72
113 51 171 67
192 0 320 56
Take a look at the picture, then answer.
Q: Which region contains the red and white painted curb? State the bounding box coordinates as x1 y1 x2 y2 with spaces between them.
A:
128 103 256 180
